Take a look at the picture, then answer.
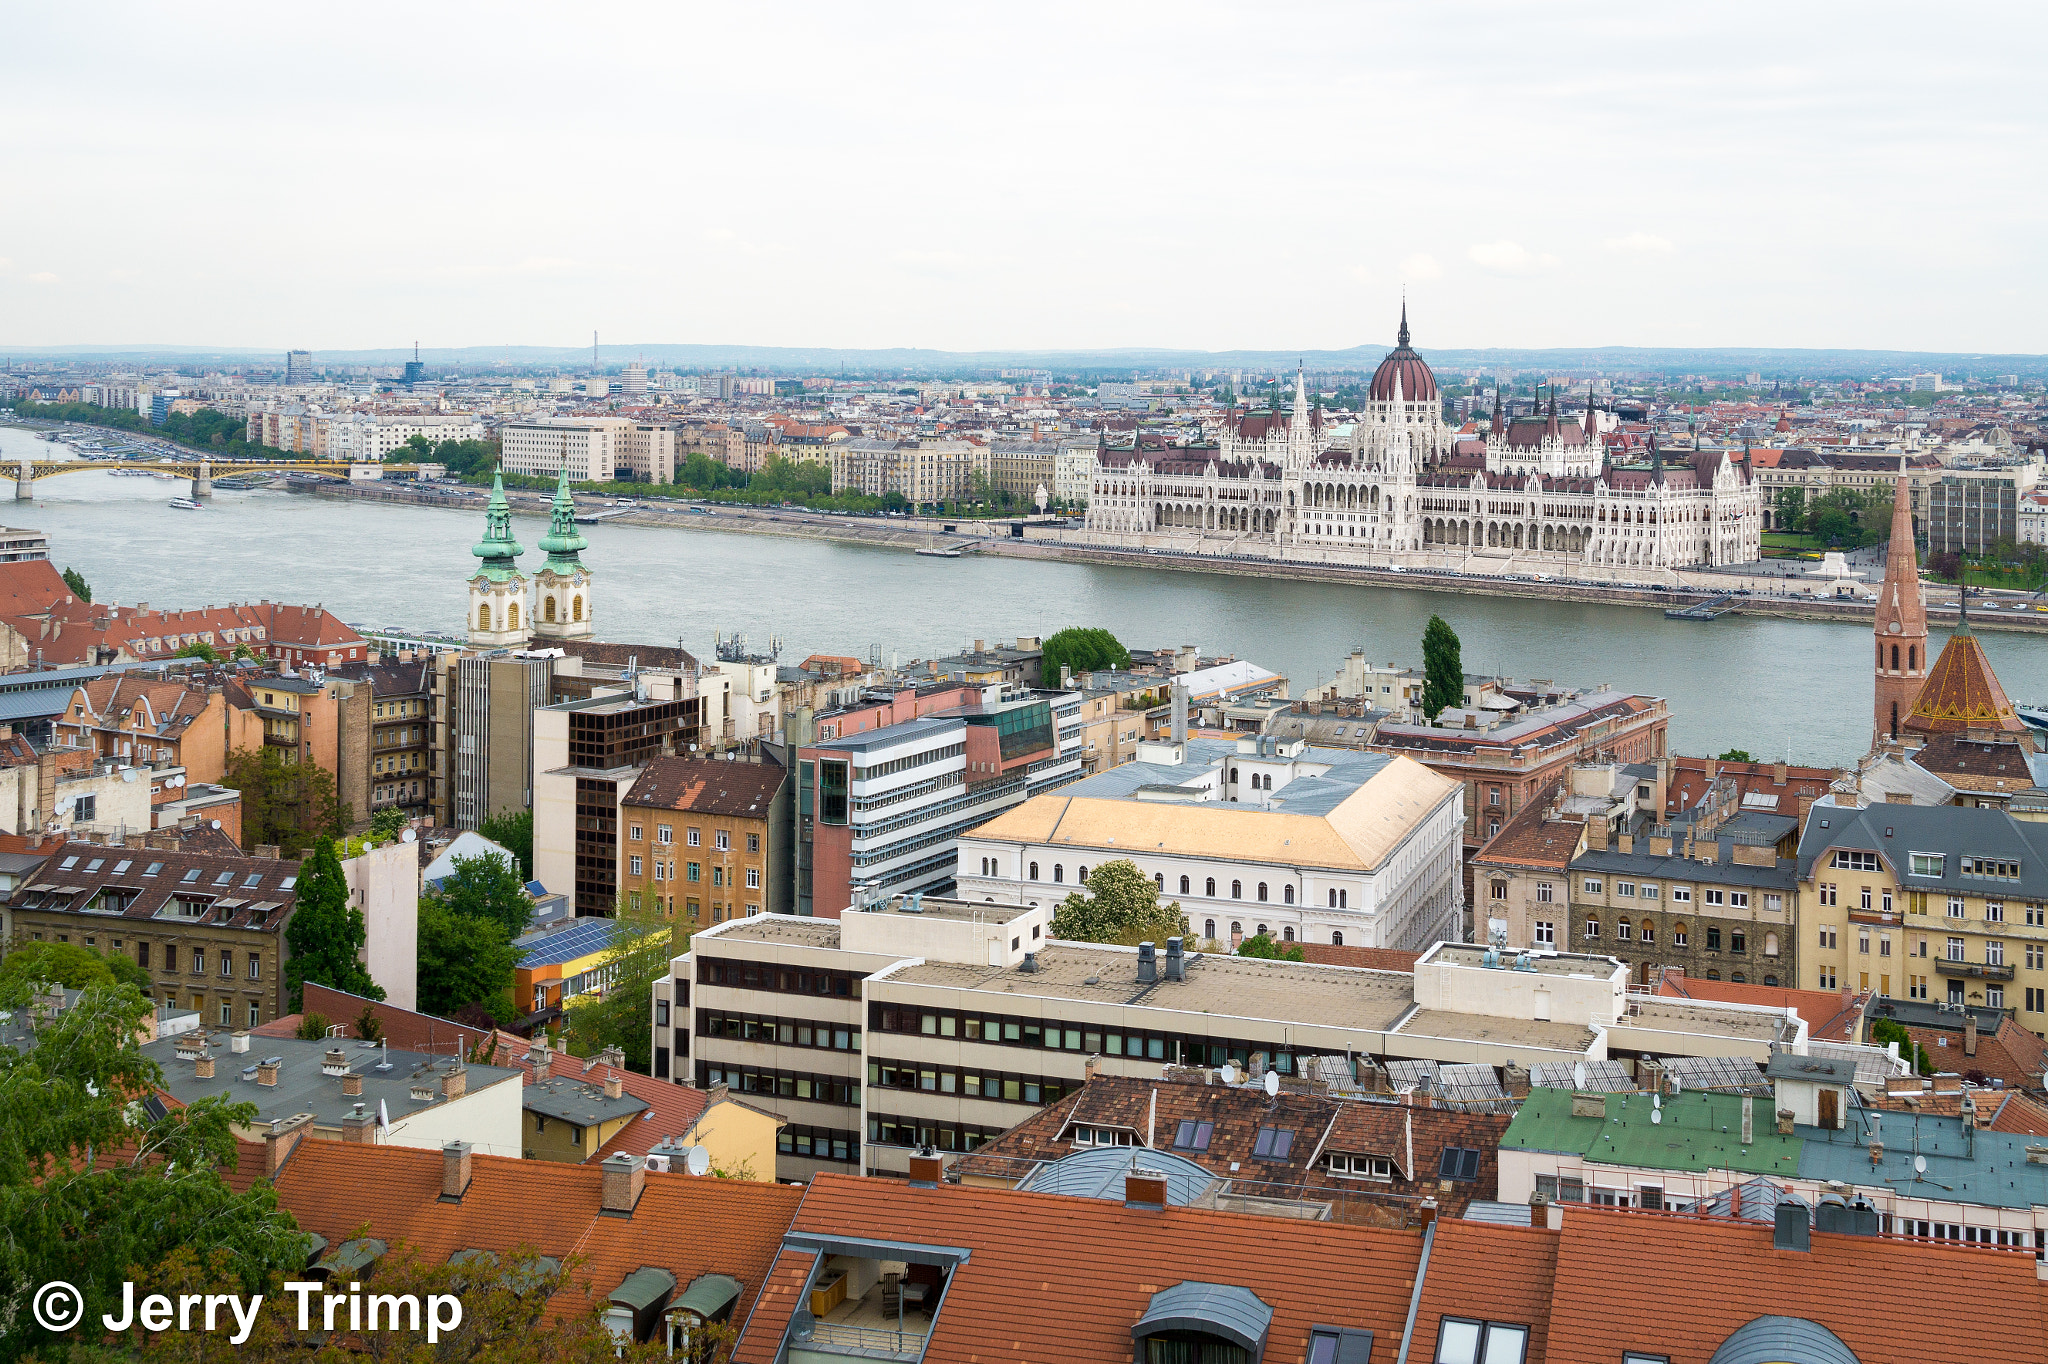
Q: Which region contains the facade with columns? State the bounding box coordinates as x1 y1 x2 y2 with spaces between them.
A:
1084 309 1762 573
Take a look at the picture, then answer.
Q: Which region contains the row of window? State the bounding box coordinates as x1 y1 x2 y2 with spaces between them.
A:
697 1063 859 1107
629 823 758 853
628 855 761 888
1004 863 1351 909
699 957 863 998
865 1003 1350 1076
1580 877 1781 912
867 1113 1008 1154
1562 918 1778 955
777 1124 859 1164
869 1061 1071 1107
695 1010 861 1052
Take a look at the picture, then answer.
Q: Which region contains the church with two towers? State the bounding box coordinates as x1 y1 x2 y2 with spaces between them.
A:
467 463 595 649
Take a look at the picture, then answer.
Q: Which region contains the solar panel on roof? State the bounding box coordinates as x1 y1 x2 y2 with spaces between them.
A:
1530 1059 1634 1092
1661 1054 1771 1094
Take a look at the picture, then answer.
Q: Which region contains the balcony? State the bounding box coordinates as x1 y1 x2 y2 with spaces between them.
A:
1935 959 2014 981
783 1238 959 1364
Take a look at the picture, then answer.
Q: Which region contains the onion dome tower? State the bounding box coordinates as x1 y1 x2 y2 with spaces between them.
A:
531 462 593 641
467 464 530 649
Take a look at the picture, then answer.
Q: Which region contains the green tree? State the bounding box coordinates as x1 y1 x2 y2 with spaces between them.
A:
61 566 91 602
354 1002 384 1042
282 836 383 1009
561 911 679 1072
367 805 410 840
1236 931 1303 962
1872 1017 1933 1075
1771 488 1805 533
224 746 350 854
1040 627 1132 682
0 940 150 994
416 898 519 1022
1716 749 1756 763
175 639 223 664
436 849 534 940
0 979 310 1362
480 806 535 879
1049 860 1188 946
1421 614 1464 720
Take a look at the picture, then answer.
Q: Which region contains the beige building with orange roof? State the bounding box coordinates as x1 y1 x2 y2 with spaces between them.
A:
55 675 258 785
953 732 1464 952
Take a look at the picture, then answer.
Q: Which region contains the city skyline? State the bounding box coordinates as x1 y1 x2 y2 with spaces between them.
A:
3 2 2044 354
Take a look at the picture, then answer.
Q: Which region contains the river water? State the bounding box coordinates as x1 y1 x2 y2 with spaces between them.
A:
3 424 2041 767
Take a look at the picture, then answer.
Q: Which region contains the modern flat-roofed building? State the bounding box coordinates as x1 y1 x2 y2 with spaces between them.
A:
956 733 1465 952
501 416 633 482
656 901 1807 1180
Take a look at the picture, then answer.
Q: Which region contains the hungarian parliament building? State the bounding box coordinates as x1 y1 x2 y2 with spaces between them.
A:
1081 310 1763 573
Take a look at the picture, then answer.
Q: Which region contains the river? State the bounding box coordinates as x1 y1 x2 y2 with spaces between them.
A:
3 423 2041 767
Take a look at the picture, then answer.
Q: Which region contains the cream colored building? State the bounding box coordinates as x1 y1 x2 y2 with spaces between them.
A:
501 417 633 482
831 436 992 505
343 840 420 1012
954 734 1466 952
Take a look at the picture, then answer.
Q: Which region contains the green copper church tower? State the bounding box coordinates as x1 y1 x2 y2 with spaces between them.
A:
466 464 531 648
530 461 593 641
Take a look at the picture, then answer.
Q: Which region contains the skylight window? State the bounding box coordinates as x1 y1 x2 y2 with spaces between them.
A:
1252 1126 1295 1159
242 873 263 889
1437 1147 1481 1181
143 862 164 877
60 857 78 870
113 860 131 874
1172 1120 1213 1152
280 876 297 890
85 859 104 873
181 868 201 884
213 871 234 886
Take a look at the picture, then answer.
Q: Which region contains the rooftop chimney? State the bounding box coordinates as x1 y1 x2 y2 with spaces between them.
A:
531 1041 552 1083
1741 1096 1754 1146
907 1152 944 1186
265 1113 314 1176
342 1104 375 1144
441 1141 473 1202
229 1030 251 1054
256 1056 281 1087
603 1070 623 1101
1170 684 1188 744
1164 937 1185 982
442 1065 467 1100
601 1152 645 1216
193 1051 215 1080
1136 941 1158 985
1125 1169 1168 1209
1965 1013 1979 1057
341 1071 363 1097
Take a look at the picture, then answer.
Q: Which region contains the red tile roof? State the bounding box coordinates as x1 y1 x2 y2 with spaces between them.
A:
272 1140 803 1329
733 1173 1423 1364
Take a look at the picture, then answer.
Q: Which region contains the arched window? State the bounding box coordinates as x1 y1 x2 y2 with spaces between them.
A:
1078 866 1088 883
477 604 491 631
1155 873 1164 889
1204 919 1216 940
1890 643 1899 670
572 595 583 622
1282 927 1294 942
1764 975 1779 987
1732 972 1747 984
1331 931 1344 946
1180 876 1191 895
1909 645 1916 670
1764 932 1780 957
1327 889 1337 908
1230 880 1242 899
1338 889 1348 909
1230 921 1242 938
1230 767 1240 784
1205 878 1216 897
1283 886 1295 905
544 595 558 622
1053 864 1064 883
507 601 520 629
1257 923 1269 937
1256 883 1268 902
1028 862 1039 880
1706 970 1721 981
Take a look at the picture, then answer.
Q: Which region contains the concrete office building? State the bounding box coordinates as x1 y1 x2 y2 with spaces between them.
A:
656 900 1811 1181
501 417 633 482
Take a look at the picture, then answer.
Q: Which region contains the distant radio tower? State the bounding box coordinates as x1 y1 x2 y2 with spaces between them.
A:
593 330 599 371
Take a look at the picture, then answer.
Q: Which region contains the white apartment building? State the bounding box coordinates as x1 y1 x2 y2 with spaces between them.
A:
323 414 484 461
500 417 674 483
1053 437 1100 507
953 734 1466 952
830 437 992 505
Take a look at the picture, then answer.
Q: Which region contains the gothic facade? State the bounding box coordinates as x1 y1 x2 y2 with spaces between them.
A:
1084 309 1763 572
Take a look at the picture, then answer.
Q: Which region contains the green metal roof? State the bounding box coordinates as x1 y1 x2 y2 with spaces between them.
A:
471 465 525 580
315 1237 387 1277
1500 1086 1804 1179
537 462 589 570
672 1273 741 1320
608 1266 677 1312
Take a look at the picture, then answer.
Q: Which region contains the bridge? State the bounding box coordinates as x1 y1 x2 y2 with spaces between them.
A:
10 459 425 501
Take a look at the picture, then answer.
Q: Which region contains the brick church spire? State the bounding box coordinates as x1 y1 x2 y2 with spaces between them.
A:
1872 457 1928 747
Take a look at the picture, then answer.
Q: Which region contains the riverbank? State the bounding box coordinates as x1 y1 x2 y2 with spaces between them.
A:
301 476 2048 633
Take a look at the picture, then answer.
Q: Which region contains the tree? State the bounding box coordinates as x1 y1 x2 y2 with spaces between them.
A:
224 746 349 854
480 806 536 879
437 850 534 940
0 979 309 1362
1770 488 1805 533
294 1012 329 1040
1927 550 1962 583
61 566 91 602
1716 749 1756 763
1872 1017 1933 1075
1040 627 1132 683
175 640 223 664
367 805 410 840
0 940 153 995
416 898 519 1022
1236 932 1303 962
561 911 679 1072
354 1002 384 1042
1050 860 1188 946
1421 615 1464 720
283 837 383 1009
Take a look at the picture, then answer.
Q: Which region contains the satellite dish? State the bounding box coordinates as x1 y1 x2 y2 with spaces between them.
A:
1264 1070 1280 1098
401 828 417 844
169 774 185 788
1219 1063 1238 1085
120 768 138 783
1914 1154 1927 1175
1653 1093 1662 1111
1573 1061 1588 1090
685 1145 711 1177
1652 1110 1662 1125
209 819 221 830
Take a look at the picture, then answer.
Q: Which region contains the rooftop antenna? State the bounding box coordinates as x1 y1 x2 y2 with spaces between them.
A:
593 330 599 370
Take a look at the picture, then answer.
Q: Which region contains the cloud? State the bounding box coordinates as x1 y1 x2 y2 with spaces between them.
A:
1346 265 1374 285
27 272 59 284
1399 253 1442 281
1603 231 1674 254
1467 241 1559 274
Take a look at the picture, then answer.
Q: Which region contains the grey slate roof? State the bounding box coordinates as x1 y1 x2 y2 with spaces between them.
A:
1795 797 2048 898
1570 847 1798 891
523 1073 648 1125
144 1033 521 1129
1016 1146 1216 1205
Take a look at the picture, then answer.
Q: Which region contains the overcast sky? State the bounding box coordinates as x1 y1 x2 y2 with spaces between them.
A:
3 2 2042 355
